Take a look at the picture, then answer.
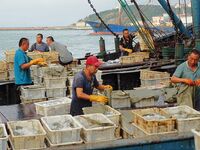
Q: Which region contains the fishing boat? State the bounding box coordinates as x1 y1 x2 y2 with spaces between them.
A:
86 21 138 35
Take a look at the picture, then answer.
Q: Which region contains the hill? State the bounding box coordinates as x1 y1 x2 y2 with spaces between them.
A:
83 4 191 25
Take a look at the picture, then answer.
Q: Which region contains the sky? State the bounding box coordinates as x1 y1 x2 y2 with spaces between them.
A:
0 0 178 27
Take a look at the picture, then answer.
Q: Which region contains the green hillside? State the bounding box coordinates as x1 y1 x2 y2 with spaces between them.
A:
83 4 191 25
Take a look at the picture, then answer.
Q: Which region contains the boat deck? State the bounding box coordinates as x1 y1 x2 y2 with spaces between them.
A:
0 104 195 150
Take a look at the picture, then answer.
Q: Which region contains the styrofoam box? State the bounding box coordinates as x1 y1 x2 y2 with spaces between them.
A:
0 124 8 150
41 115 82 145
7 119 46 150
46 88 67 98
83 105 121 126
75 113 117 143
20 85 46 100
35 97 71 116
192 129 200 150
164 105 200 132
43 77 67 88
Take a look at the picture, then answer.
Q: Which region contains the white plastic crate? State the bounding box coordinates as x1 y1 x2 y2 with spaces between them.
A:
5 50 15 63
164 106 200 132
192 129 200 150
0 71 8 81
38 64 67 78
67 76 74 86
83 105 121 126
8 70 14 80
110 91 131 109
7 62 14 70
20 85 46 100
0 124 8 150
35 97 71 116
134 97 155 108
83 105 121 138
41 115 82 145
140 77 170 87
75 113 117 143
30 65 39 77
20 97 47 104
140 69 170 80
0 61 7 71
27 52 43 60
43 77 67 88
119 110 146 138
7 119 46 150
33 76 43 85
46 88 67 98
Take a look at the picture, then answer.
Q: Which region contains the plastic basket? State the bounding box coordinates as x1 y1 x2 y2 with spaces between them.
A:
0 124 8 150
41 115 82 145
20 85 46 100
7 119 46 150
75 113 117 143
46 88 67 98
35 97 71 116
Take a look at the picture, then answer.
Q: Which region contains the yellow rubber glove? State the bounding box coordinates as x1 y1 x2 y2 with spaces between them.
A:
29 58 45 65
104 85 113 91
37 61 48 66
124 48 132 53
89 95 108 103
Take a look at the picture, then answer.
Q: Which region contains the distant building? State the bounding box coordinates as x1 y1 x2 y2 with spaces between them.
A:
76 21 87 27
174 2 191 8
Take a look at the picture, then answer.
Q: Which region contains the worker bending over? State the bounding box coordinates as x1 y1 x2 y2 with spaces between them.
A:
46 36 73 65
119 28 135 56
171 49 200 110
70 56 112 116
14 38 45 103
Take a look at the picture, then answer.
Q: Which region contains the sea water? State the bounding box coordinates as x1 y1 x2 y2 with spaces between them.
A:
0 30 115 60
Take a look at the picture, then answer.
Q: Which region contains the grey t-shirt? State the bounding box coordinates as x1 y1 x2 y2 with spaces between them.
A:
50 41 73 64
30 42 49 52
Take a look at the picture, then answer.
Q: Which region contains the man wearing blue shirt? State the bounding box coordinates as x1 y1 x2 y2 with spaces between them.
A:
171 49 200 110
14 37 45 103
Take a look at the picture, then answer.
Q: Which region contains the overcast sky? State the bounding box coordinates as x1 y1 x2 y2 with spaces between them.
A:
0 0 178 27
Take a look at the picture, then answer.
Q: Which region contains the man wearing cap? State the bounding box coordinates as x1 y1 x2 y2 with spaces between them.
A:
70 56 112 116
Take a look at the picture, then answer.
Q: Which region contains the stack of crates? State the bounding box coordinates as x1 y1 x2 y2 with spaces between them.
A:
0 61 8 81
20 85 46 104
42 52 59 63
38 64 68 98
140 69 170 87
120 52 149 64
4 50 15 81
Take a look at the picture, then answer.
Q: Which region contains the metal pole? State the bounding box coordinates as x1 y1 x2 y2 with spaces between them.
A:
99 37 105 52
114 37 120 52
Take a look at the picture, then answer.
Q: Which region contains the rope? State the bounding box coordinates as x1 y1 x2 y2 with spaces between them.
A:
87 0 118 37
119 0 155 52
